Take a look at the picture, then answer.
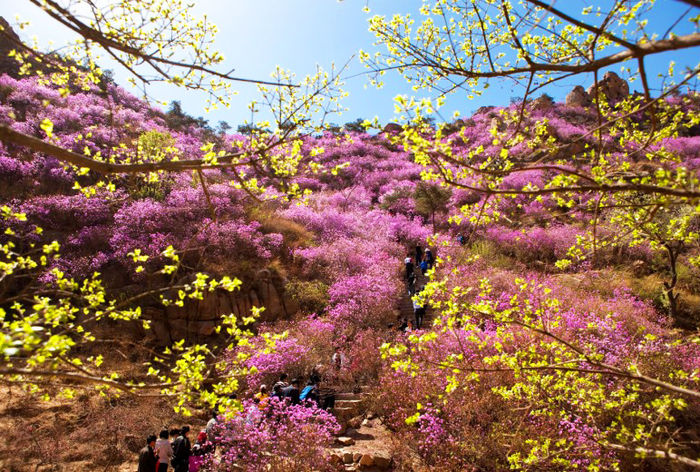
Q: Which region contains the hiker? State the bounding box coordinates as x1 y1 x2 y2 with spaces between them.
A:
271 383 284 400
309 365 322 385
205 411 218 444
415 245 423 265
282 378 301 405
189 431 211 472
406 320 414 332
273 373 289 392
413 297 426 329
419 257 429 275
171 426 192 472
300 380 320 406
457 233 466 245
254 384 269 409
407 272 416 295
332 347 346 370
425 248 434 268
138 434 158 472
404 254 414 280
155 429 173 472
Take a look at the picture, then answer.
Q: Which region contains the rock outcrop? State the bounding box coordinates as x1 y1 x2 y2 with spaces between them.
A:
382 122 403 134
148 275 297 345
586 71 629 103
531 94 554 111
565 85 592 107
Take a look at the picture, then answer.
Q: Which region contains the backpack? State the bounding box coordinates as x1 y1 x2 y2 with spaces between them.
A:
299 385 315 401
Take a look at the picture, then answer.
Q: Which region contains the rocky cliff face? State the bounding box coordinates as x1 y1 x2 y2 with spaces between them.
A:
147 275 299 345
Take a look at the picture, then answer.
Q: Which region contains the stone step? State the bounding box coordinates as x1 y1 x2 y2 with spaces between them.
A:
336 392 361 400
332 407 355 416
335 399 363 408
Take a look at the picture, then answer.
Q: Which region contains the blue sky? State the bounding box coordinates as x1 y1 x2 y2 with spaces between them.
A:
3 1 699 129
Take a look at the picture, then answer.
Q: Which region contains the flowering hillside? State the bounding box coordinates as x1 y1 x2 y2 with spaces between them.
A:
0 69 699 471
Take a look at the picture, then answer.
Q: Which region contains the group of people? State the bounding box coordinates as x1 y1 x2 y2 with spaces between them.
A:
405 245 434 285
138 423 215 472
403 246 432 329
138 360 347 471
253 369 337 413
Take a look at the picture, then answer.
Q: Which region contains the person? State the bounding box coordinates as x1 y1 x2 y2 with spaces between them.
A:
425 248 434 269
406 320 414 332
300 380 319 405
205 411 217 445
189 431 211 472
407 272 416 295
457 233 466 245
273 373 289 392
138 434 158 472
415 245 423 265
282 378 301 405
413 297 426 329
398 317 408 332
271 383 284 400
155 429 173 472
171 426 191 472
404 254 414 280
255 384 269 410
332 347 345 370
309 365 322 385
419 257 429 275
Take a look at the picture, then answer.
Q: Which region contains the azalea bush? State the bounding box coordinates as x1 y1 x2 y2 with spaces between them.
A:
207 398 341 472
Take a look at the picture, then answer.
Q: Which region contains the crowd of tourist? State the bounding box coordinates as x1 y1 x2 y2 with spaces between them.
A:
138 425 212 472
136 360 345 471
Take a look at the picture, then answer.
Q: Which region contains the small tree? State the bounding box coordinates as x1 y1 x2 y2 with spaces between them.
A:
414 182 451 232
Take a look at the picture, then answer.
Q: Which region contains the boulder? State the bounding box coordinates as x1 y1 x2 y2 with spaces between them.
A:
359 454 374 467
566 85 592 107
353 452 363 462
343 452 354 464
329 452 344 465
586 71 629 103
373 452 392 469
531 94 553 111
337 436 355 446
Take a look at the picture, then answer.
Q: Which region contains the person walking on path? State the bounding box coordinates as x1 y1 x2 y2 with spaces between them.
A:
425 248 434 269
404 254 414 280
419 257 429 275
155 429 173 472
407 271 416 295
205 411 217 445
138 434 158 472
415 245 423 265
171 426 192 472
413 297 426 329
